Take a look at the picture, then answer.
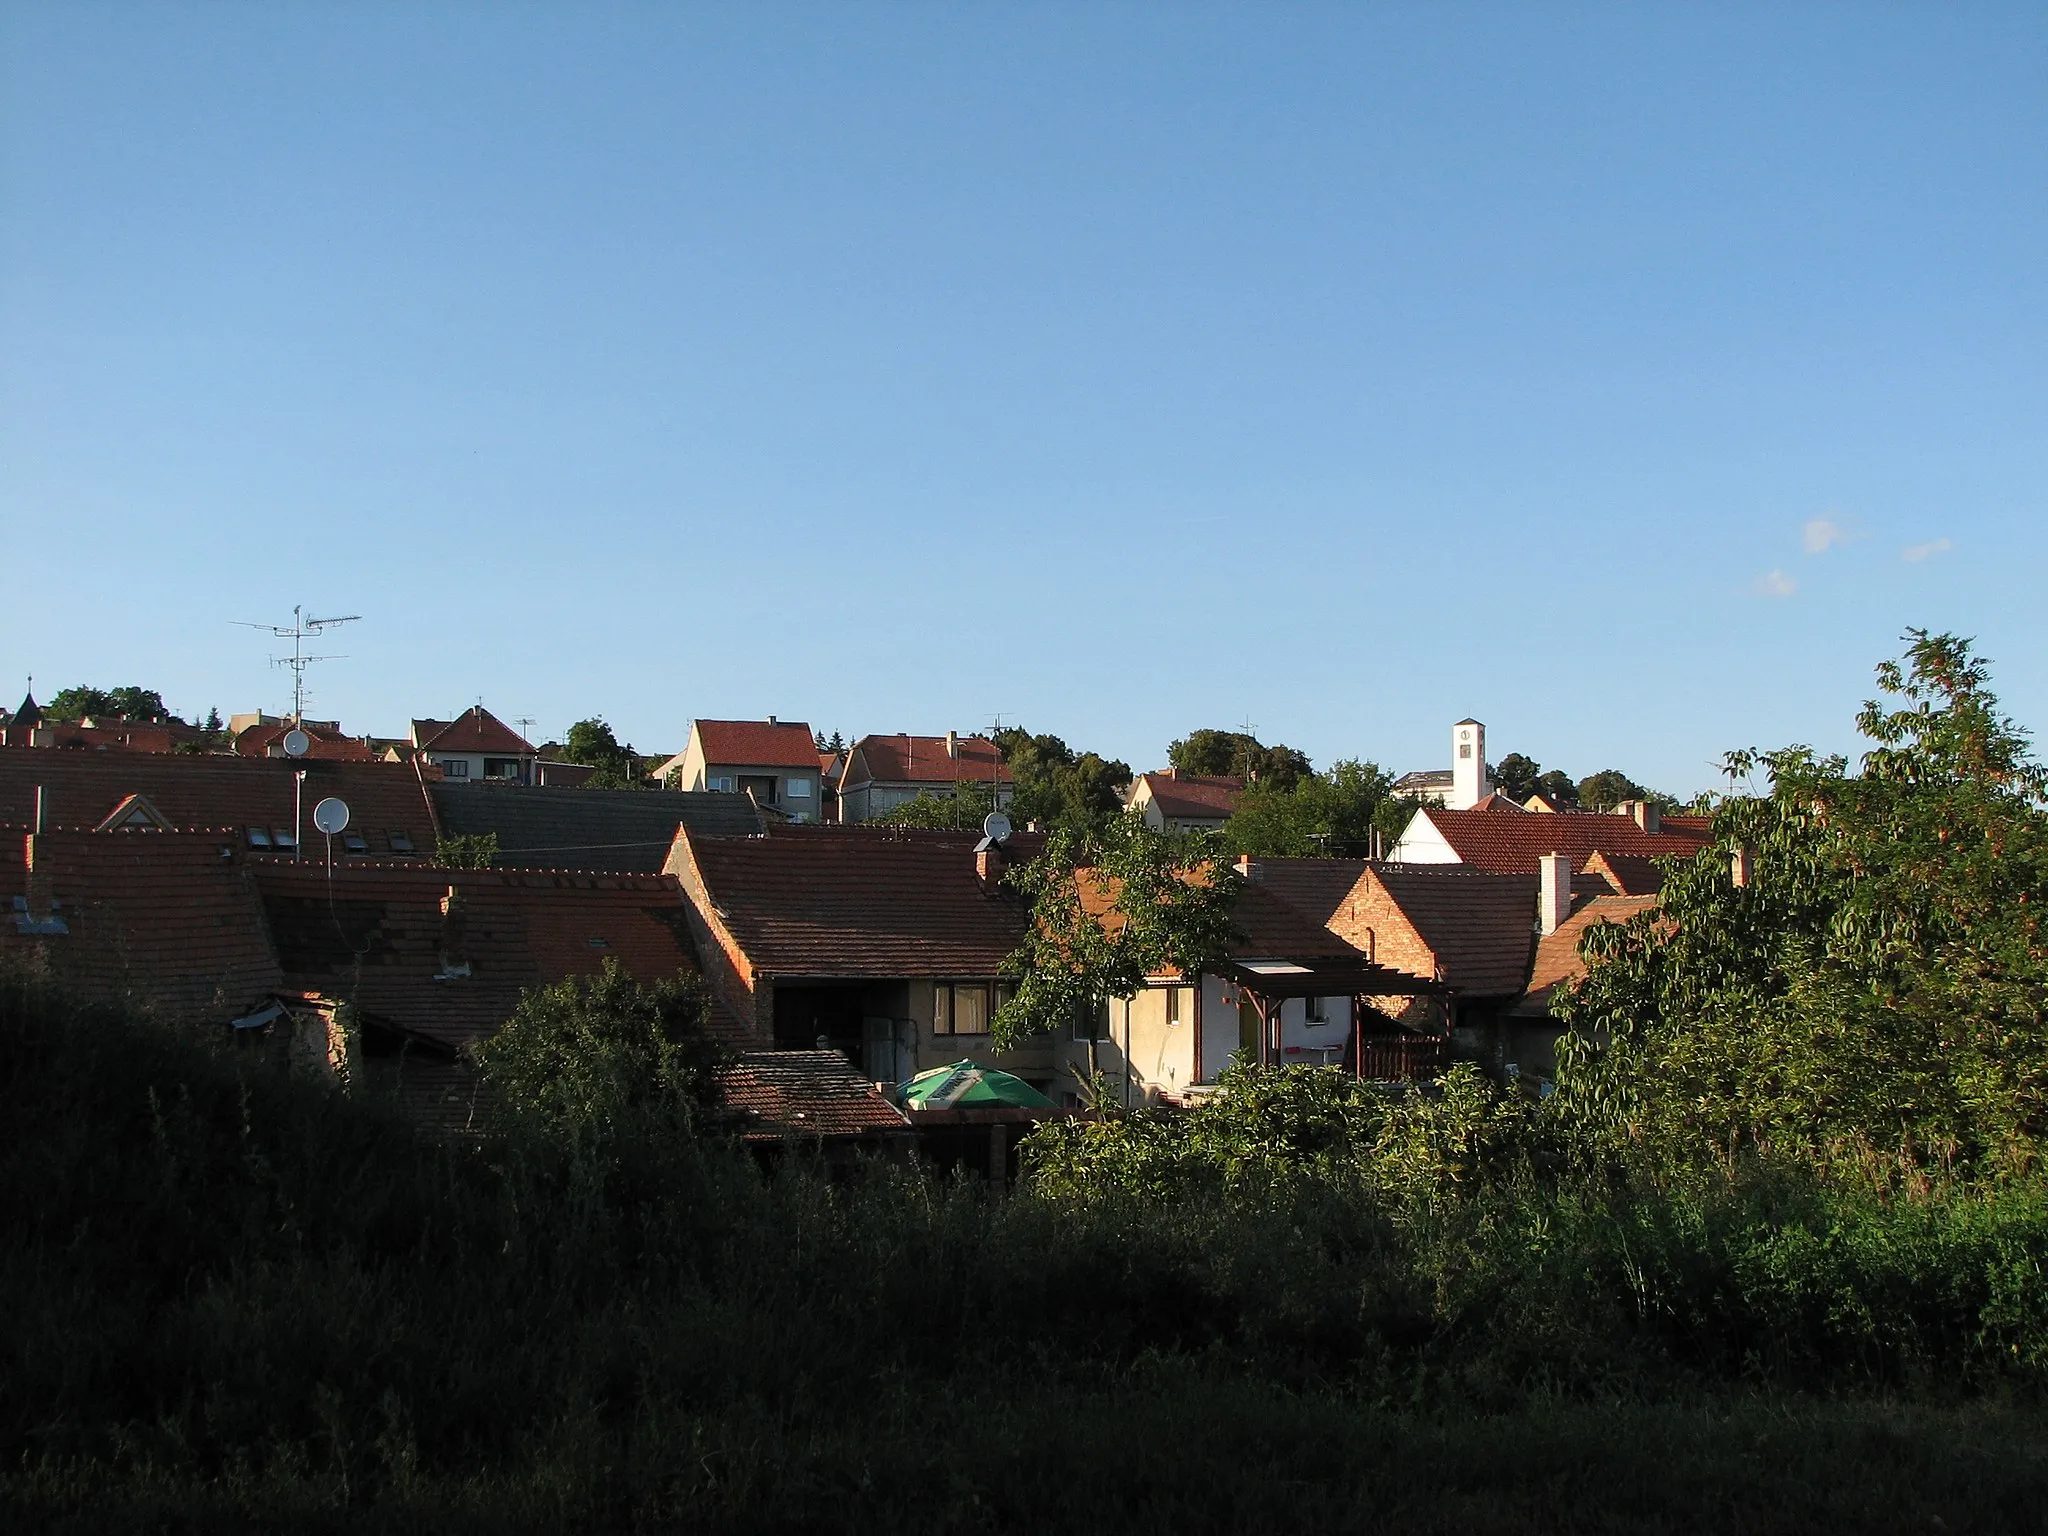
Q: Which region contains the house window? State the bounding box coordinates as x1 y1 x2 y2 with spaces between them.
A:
388 831 415 854
786 777 811 799
934 982 991 1036
443 759 471 777
245 826 272 849
483 757 520 779
1305 995 1329 1024
1164 985 1185 1025
1069 997 1109 1042
708 775 735 792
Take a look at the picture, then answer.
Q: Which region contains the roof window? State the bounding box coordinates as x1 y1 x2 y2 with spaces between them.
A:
388 830 415 854
271 828 298 851
342 832 369 855
246 827 273 849
586 937 610 949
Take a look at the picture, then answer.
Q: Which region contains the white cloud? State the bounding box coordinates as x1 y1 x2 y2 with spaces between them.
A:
1802 516 1851 555
1753 569 1797 598
1902 538 1953 563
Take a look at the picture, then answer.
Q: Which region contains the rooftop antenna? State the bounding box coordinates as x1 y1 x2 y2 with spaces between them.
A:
235 606 360 720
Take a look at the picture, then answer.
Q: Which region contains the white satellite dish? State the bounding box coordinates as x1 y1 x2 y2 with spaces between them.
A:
311 797 351 835
981 811 1013 844
281 728 311 757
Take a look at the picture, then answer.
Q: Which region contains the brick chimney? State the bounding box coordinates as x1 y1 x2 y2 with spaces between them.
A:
1731 843 1753 888
1538 852 1572 936
975 839 1006 889
435 885 473 979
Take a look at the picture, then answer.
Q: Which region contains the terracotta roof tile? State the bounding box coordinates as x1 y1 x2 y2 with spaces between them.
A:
1410 805 1713 874
718 1050 911 1140
0 830 283 1021
1133 772 1243 820
693 720 820 769
418 708 533 756
845 734 1012 788
1523 894 1661 1009
669 825 1031 978
1361 865 1538 996
1582 850 1666 897
0 748 438 859
235 721 378 762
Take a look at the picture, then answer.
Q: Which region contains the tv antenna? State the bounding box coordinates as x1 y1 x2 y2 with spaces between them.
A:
235 606 360 719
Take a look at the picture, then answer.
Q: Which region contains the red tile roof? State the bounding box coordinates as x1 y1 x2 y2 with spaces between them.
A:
1133 771 1243 821
844 734 1011 788
1361 865 1537 997
1582 850 1667 897
1522 893 1661 1010
669 825 1031 978
718 1050 912 1141
693 720 820 770
1412 805 1713 874
417 708 533 756
0 748 439 857
253 861 730 1050
235 721 378 762
1 830 283 1021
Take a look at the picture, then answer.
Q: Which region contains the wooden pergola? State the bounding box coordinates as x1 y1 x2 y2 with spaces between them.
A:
1215 956 1451 1075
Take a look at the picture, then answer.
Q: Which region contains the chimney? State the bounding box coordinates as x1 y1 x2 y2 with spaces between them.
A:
975 840 1007 889
34 785 46 834
946 730 959 758
1450 720 1486 810
1731 843 1753 888
767 715 777 725
1538 852 1572 936
1629 800 1662 834
435 886 473 979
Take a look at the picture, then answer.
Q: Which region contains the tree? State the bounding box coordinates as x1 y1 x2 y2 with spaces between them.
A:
993 816 1242 1049
994 727 1132 830
473 960 726 1140
1534 769 1580 808
1493 753 1543 804
1222 759 1410 857
45 685 170 722
1554 631 2048 1183
1576 768 1648 812
435 833 500 869
873 780 1003 831
563 717 638 789
1167 728 1311 791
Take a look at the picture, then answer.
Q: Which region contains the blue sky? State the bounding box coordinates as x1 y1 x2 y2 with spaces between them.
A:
2 3 2042 795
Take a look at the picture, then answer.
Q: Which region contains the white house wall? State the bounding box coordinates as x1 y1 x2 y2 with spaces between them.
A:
1386 809 1460 864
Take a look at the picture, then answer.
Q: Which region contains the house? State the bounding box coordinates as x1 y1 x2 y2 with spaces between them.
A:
664 823 1051 1090
661 718 823 821
1125 770 1244 832
836 732 1012 823
718 1051 913 1152
1386 795 1712 871
234 719 378 762
1 690 188 753
0 746 440 861
409 707 536 784
430 781 762 873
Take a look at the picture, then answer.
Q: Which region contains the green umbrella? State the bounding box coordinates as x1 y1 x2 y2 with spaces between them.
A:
900 1060 1055 1110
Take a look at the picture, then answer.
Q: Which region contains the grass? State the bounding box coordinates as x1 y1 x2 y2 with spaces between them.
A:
5 975 2048 1532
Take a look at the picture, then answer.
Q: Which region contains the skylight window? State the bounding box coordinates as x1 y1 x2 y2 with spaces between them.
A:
342 832 369 854
587 937 610 949
388 831 415 854
271 828 298 851
246 827 272 849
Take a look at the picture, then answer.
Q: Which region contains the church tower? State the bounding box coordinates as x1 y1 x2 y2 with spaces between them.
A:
1449 718 1487 809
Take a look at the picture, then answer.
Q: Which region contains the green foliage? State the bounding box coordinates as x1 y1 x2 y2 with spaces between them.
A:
43 684 171 722
993 726 1132 829
994 816 1241 1048
561 716 638 788
473 961 725 1142
1578 767 1649 811
1168 727 1311 790
1494 751 1542 802
1222 758 1414 856
871 780 1002 830
1536 767 1580 806
1493 754 1584 808
432 832 499 868
1555 631 2048 1183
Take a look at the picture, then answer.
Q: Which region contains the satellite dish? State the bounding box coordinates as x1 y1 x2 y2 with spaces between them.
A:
981 811 1013 844
281 728 311 757
311 797 351 835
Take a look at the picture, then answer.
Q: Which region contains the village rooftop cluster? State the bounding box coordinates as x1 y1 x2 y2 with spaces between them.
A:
1 689 1713 1168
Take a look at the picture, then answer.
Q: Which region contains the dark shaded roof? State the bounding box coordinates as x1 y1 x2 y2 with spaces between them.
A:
12 692 41 729
417 707 533 756
844 734 1012 788
1133 771 1243 820
0 830 283 1022
1393 769 1453 789
1409 805 1713 874
432 782 762 872
0 747 438 854
693 719 819 769
1244 858 1372 931
671 825 1031 978
718 1050 912 1141
1366 864 1540 997
1520 893 1661 1012
1583 850 1667 897
1230 879 1363 960
254 861 729 1050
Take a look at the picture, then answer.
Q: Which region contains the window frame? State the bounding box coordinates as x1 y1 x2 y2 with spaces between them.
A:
934 980 994 1037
